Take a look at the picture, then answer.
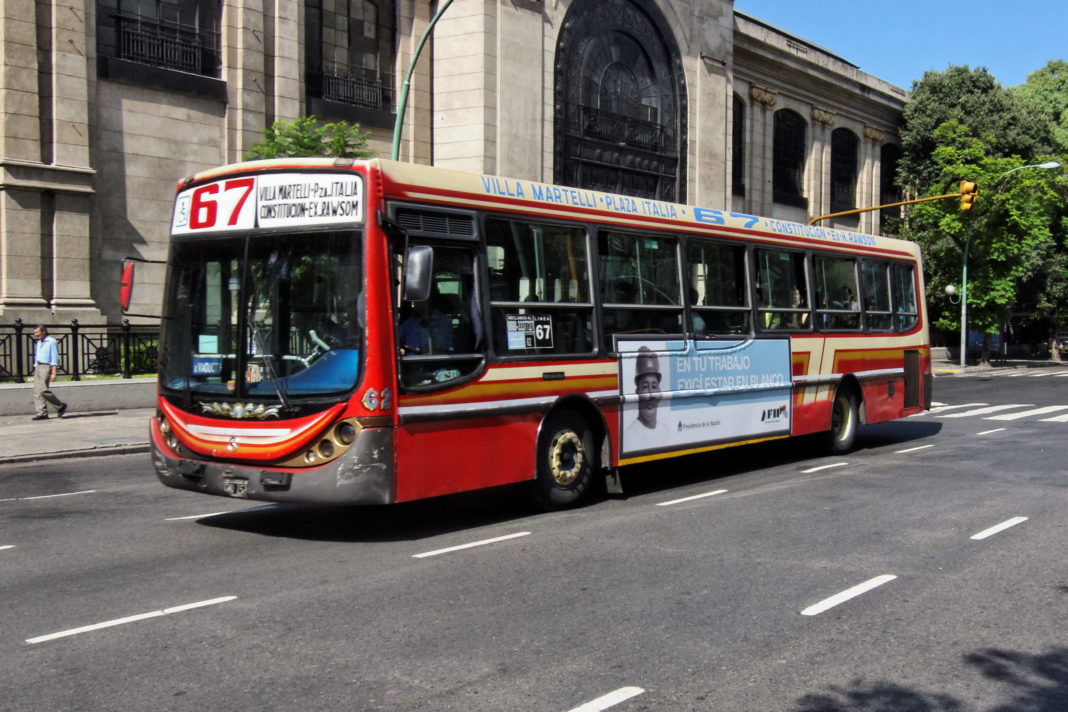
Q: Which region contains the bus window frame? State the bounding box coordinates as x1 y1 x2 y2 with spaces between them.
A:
482 213 597 361
753 245 812 332
386 202 487 393
597 228 685 352
682 235 753 338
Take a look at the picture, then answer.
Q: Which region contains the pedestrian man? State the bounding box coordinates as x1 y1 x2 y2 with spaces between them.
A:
31 324 67 420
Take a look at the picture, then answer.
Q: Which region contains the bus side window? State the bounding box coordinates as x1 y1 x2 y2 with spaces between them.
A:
484 218 594 356
862 260 893 331
399 245 485 390
686 240 750 335
599 231 682 346
754 247 809 331
814 254 860 330
893 262 919 331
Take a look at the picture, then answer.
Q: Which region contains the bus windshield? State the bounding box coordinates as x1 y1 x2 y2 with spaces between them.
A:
159 230 364 414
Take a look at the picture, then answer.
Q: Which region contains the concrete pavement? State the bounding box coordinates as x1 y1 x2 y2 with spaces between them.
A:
1 356 1063 465
0 407 154 464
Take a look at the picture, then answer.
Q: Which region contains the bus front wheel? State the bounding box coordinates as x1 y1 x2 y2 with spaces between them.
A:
533 411 596 509
827 386 859 454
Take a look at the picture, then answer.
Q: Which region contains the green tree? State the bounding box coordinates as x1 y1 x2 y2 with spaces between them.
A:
901 122 1064 362
897 66 1065 363
899 66 1053 192
245 116 376 159
1011 60 1068 156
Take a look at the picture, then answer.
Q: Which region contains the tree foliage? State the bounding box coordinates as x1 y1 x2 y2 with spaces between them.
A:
1011 60 1068 156
899 66 1053 191
245 116 376 159
896 65 1066 362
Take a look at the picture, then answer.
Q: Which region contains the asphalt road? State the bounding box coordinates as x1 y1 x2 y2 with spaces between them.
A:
1 372 1065 711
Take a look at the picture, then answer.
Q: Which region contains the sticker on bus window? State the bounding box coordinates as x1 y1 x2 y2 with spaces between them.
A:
192 357 223 376
506 314 553 350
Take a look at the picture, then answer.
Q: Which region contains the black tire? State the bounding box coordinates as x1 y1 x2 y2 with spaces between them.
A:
533 411 596 510
827 386 859 454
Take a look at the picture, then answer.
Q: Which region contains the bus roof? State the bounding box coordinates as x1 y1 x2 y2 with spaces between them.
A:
179 157 920 260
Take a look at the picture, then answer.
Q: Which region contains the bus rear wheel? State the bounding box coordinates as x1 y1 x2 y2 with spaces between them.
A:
533 411 596 509
827 386 859 454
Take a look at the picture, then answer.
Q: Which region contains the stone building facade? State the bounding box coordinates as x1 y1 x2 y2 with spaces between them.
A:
0 0 906 325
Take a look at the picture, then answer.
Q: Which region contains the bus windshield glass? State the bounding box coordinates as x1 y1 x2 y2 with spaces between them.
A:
159 230 364 411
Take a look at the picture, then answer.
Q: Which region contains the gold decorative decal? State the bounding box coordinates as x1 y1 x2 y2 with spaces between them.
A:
200 401 282 420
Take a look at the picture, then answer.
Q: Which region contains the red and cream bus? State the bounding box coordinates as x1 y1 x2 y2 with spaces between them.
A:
144 158 930 508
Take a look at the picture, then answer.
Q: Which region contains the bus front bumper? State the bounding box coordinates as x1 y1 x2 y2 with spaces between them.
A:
150 419 395 505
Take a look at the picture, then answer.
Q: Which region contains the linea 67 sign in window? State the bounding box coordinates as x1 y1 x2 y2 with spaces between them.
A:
171 173 364 234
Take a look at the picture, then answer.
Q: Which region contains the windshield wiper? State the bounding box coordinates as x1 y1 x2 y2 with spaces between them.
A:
249 319 291 412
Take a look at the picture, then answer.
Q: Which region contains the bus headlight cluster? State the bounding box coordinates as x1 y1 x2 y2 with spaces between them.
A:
159 417 181 454
298 419 360 466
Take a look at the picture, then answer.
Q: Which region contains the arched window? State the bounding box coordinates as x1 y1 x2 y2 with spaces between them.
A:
880 143 902 233
773 110 806 208
732 95 746 197
554 0 686 202
831 128 859 213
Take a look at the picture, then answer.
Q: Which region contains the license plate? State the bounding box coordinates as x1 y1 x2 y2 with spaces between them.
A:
222 477 249 497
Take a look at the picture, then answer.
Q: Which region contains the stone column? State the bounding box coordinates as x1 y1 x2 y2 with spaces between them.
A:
223 0 267 161
863 126 885 234
0 0 98 322
810 106 836 221
749 85 777 217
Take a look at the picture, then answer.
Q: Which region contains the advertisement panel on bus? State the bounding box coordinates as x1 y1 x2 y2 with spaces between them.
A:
617 337 792 457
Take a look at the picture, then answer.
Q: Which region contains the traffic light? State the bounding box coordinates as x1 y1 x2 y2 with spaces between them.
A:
959 180 978 211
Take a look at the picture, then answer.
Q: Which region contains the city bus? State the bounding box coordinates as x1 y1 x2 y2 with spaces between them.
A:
140 157 931 509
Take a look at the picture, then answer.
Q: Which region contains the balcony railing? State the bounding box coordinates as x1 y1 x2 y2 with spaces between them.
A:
580 106 665 152
114 14 219 76
321 65 393 111
0 319 160 383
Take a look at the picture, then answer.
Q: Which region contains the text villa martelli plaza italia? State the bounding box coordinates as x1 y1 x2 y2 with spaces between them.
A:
479 176 878 248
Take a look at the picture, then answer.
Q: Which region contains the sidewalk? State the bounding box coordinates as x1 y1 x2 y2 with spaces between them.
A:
0 408 154 465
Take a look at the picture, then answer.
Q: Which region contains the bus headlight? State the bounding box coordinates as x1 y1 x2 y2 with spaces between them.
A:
335 422 356 445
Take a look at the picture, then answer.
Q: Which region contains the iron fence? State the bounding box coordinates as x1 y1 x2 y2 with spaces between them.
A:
0 319 160 383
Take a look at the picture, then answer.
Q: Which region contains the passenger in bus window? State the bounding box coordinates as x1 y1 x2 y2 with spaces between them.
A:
398 301 428 355
690 289 705 334
793 288 809 327
845 287 859 311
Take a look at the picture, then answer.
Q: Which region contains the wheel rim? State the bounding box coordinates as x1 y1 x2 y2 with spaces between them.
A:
833 394 854 443
548 430 584 486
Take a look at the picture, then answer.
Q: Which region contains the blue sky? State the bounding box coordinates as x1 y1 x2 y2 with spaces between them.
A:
733 1 1067 90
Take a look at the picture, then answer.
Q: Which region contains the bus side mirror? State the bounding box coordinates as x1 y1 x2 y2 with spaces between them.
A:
120 260 135 313
403 245 433 302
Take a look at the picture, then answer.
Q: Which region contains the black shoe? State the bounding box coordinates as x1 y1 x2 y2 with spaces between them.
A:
58 403 67 418
31 414 48 421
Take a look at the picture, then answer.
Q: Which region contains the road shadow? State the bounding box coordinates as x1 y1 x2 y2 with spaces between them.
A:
196 419 944 541
195 482 544 543
790 644 1068 712
854 420 943 451
617 419 943 499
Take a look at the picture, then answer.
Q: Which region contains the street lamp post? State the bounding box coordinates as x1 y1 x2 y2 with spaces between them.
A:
391 0 455 161
956 161 1061 368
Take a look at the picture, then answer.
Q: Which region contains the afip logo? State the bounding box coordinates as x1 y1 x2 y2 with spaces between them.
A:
761 404 788 422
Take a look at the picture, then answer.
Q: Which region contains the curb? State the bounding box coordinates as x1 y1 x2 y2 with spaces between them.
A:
5 443 150 465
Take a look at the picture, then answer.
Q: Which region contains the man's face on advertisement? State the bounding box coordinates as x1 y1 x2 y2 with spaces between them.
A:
636 372 661 425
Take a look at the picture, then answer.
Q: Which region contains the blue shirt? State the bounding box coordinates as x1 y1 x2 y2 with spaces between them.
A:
35 336 59 366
